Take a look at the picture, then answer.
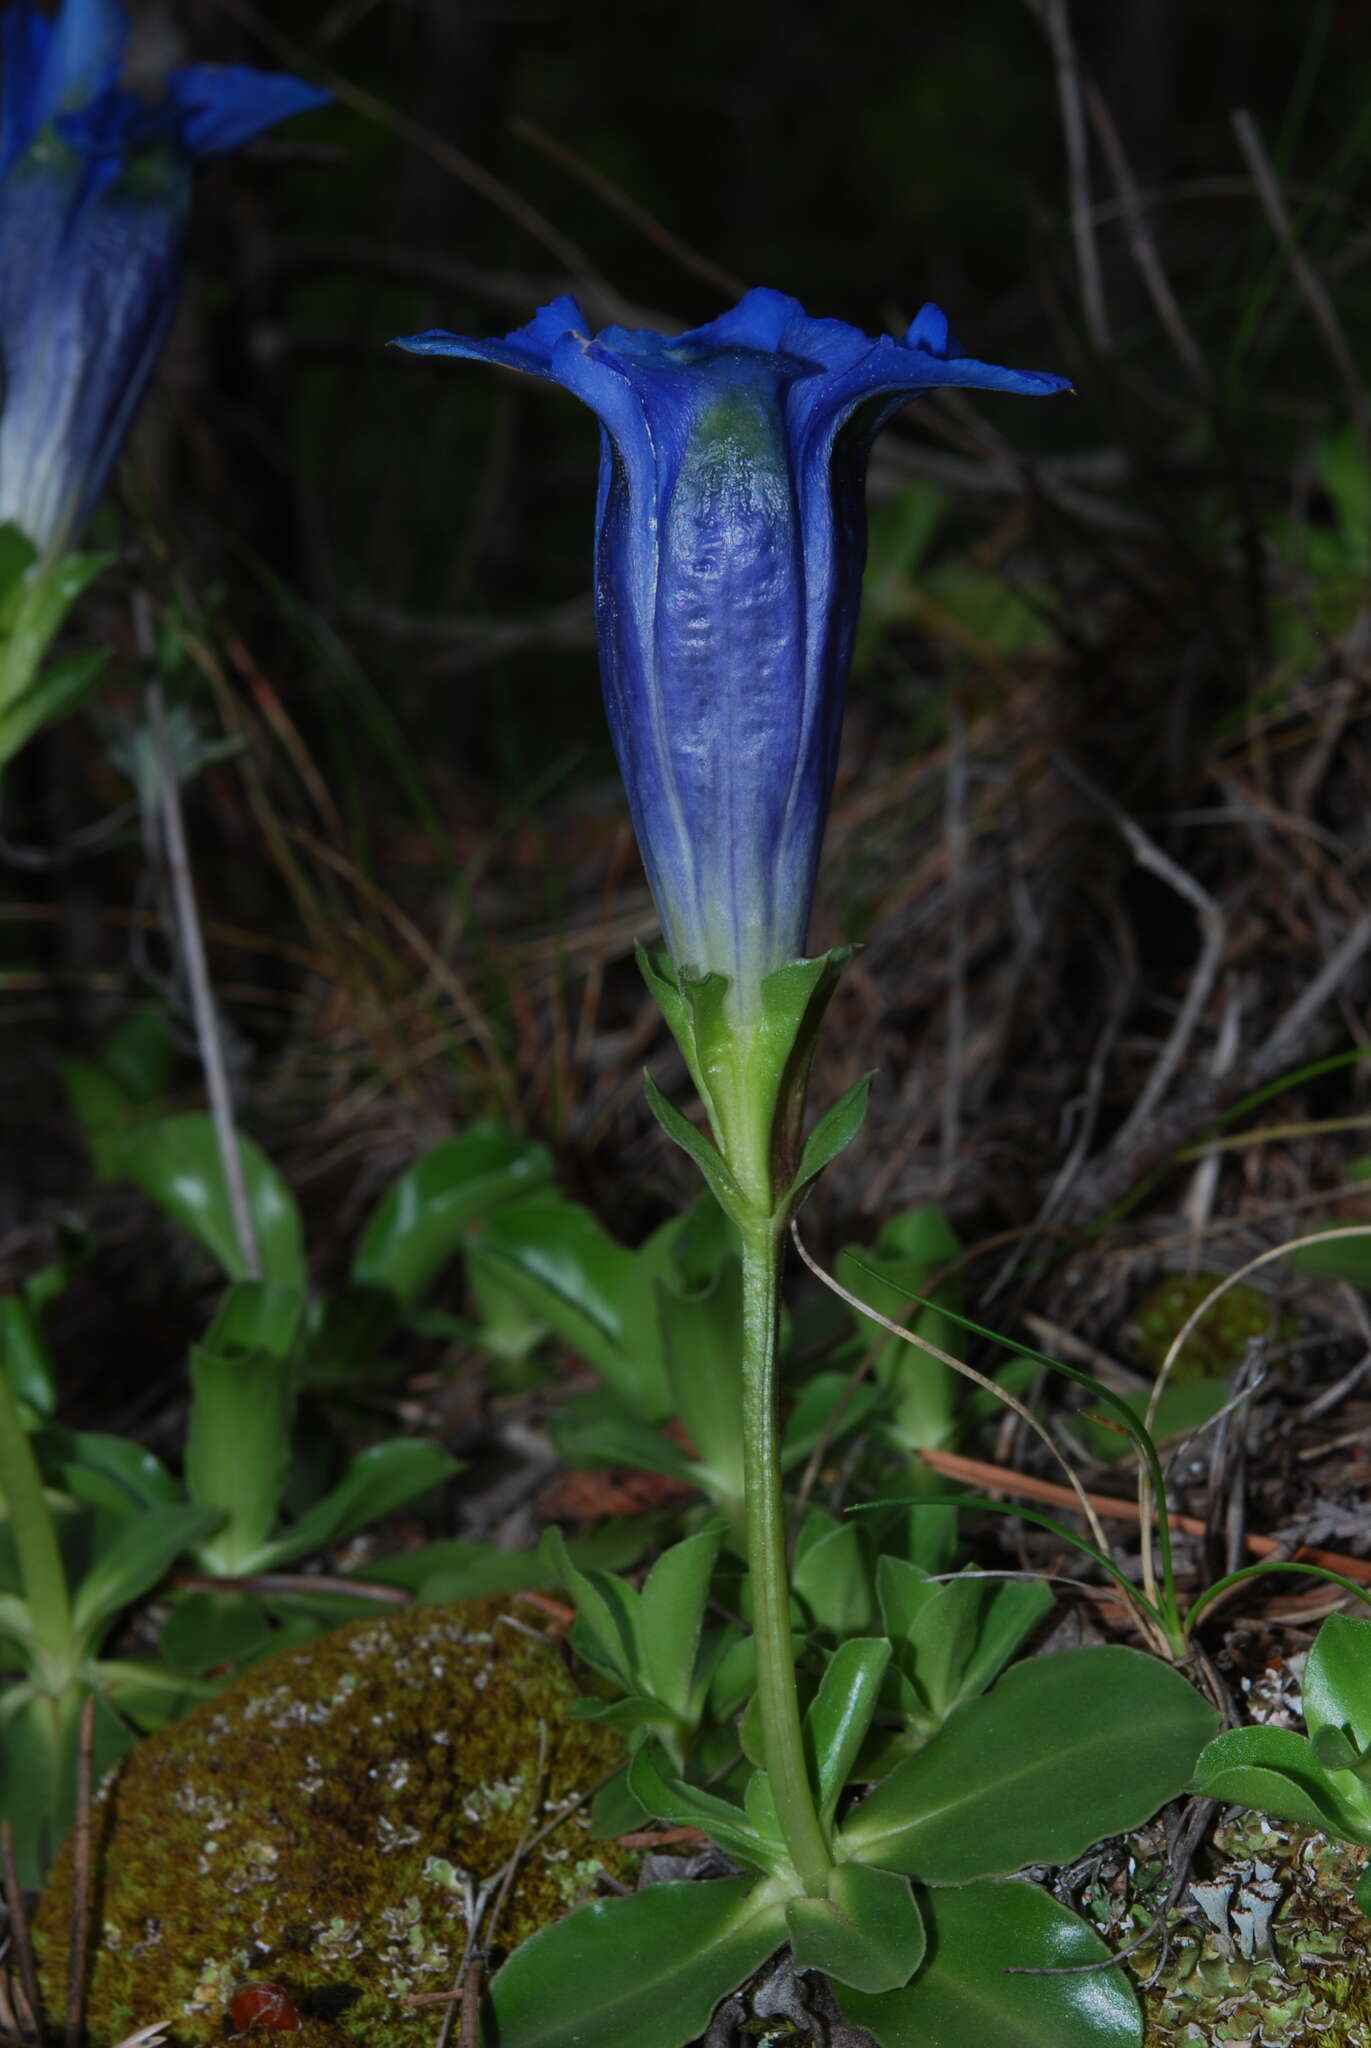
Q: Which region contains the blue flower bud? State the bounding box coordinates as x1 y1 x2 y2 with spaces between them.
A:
396 290 1068 1010
0 0 329 555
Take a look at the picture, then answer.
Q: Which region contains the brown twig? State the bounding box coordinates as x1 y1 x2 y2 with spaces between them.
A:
172 1571 409 1605
916 1445 1371 1583
0 1822 43 2044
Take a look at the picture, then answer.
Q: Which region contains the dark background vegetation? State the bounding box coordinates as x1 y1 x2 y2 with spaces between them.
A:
5 0 1371 1416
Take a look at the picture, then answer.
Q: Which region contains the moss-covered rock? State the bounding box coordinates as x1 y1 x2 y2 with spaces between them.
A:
1129 1274 1281 1381
35 1601 633 2048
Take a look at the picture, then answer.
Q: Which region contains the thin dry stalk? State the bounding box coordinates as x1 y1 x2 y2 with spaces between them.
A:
1057 753 1227 1162
0 1823 42 2043
208 0 609 294
1232 107 1371 485
65 1693 97 2048
1137 1223 1371 1600
1083 81 1210 391
142 621 262 1281
1027 0 1110 350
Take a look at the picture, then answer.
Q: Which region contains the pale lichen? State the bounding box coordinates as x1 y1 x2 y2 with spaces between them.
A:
1093 1812 1371 2046
34 1599 632 2048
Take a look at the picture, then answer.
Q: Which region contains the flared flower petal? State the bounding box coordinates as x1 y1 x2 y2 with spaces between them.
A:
165 65 332 160
0 0 331 554
395 292 1068 1003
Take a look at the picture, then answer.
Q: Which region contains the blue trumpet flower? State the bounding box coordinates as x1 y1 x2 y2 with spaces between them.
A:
0 0 329 555
396 291 1068 1010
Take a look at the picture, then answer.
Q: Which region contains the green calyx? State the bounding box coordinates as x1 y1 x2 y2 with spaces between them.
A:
637 945 868 1223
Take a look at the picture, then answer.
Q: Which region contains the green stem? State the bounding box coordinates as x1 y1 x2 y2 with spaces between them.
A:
739 1216 832 1897
0 1371 75 1685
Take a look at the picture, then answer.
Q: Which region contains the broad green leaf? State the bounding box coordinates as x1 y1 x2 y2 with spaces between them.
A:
540 1525 638 1687
469 1196 672 1418
787 1863 924 1993
897 1576 984 1719
1287 1231 1371 1287
546 1395 695 1484
1305 1613 1371 1750
657 1259 745 1512
252 1439 459 1570
876 1554 939 1639
0 1591 34 1653
71 1505 222 1650
101 1005 178 1105
60 1055 135 1177
160 1590 275 1673
570 1694 676 1737
481 1879 788 2048
635 1524 726 1715
806 1638 892 1825
38 1427 178 1511
1188 1725 1371 1843
111 1113 306 1286
0 1685 133 1888
184 1345 295 1572
92 1656 219 1727
0 1296 55 1414
360 1538 546 1603
780 1371 884 1470
840 1646 1217 1882
793 1515 874 1635
352 1126 552 1307
836 1205 961 1452
957 1577 1057 1700
201 1282 307 1364
836 1880 1140 2048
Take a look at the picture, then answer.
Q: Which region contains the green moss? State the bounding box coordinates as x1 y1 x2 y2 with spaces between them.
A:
35 1601 634 2048
1130 1275 1283 1381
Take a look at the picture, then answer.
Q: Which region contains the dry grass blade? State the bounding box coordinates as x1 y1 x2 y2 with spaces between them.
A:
1232 106 1371 484
208 0 610 294
1137 1224 1371 1599
788 1221 1112 1556
1026 0 1110 350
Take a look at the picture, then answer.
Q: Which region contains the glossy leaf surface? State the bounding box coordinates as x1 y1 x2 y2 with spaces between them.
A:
1305 1613 1371 1750
786 1862 924 1992
835 1879 1140 2048
111 1114 306 1285
841 1646 1216 1881
480 1879 787 2048
184 1345 294 1572
352 1126 552 1307
252 1439 458 1570
1188 1724 1371 1843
